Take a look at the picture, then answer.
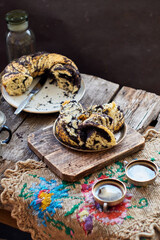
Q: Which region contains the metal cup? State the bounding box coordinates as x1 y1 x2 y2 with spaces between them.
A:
92 178 127 212
125 159 159 186
0 111 12 144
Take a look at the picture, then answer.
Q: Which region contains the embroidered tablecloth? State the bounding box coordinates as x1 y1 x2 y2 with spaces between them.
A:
1 130 160 240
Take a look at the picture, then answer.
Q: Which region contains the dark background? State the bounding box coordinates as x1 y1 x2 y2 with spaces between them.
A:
0 223 32 239
0 0 160 94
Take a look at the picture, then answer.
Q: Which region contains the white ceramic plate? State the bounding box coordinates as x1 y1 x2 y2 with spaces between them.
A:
1 77 85 114
53 121 127 152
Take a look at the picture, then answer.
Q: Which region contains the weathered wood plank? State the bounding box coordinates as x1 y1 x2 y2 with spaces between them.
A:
80 74 119 108
113 86 160 132
0 97 28 133
28 124 145 182
0 209 18 229
1 113 58 163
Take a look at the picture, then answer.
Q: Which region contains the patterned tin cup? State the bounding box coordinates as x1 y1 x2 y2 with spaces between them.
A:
125 159 159 186
92 178 127 212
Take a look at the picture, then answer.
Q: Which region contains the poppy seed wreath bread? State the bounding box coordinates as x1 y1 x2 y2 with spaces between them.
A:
87 101 124 132
2 52 81 96
55 100 84 147
77 115 116 150
55 100 125 150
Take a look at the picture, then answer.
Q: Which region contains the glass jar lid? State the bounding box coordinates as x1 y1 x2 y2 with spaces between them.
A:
5 9 28 25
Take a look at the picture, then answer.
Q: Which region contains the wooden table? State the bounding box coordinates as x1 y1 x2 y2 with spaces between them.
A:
0 73 160 232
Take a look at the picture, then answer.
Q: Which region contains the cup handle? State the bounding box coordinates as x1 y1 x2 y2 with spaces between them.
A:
0 125 12 144
103 202 108 212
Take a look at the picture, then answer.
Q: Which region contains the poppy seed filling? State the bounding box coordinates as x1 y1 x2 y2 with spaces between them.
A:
55 100 124 150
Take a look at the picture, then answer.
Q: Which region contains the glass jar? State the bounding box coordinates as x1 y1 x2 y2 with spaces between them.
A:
5 9 36 62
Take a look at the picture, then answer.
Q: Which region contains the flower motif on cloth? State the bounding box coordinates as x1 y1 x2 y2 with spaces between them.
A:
28 177 70 225
77 175 132 234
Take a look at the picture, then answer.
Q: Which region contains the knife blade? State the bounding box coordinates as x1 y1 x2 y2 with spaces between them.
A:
14 73 48 115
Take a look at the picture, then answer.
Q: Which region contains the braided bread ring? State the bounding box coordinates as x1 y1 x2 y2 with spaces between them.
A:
2 52 81 96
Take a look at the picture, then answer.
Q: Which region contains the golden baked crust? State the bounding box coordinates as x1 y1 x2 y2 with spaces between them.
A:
86 101 124 132
55 100 83 147
84 113 114 131
2 52 81 96
60 100 83 117
78 116 116 150
102 102 124 132
55 100 124 150
55 116 79 147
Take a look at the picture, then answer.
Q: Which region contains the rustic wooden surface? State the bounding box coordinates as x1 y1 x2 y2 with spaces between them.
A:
0 73 160 227
113 86 160 133
0 209 18 229
79 74 119 108
28 124 145 181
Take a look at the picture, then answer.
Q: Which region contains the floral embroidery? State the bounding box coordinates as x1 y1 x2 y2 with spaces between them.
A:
47 217 75 238
77 175 132 234
29 177 70 225
18 159 151 237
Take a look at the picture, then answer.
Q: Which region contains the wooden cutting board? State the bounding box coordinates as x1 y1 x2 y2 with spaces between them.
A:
28 124 145 182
